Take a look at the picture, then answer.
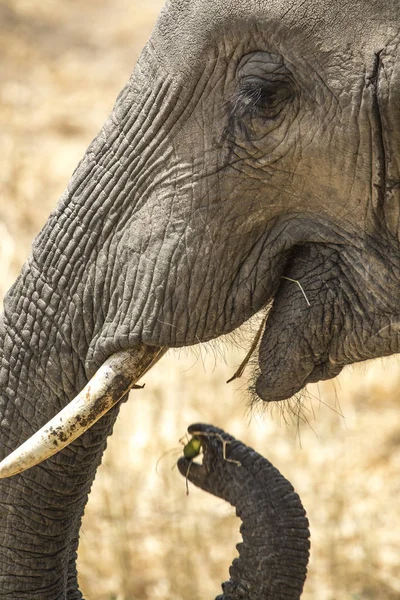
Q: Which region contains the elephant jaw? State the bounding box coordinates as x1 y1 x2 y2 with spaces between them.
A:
0 345 167 478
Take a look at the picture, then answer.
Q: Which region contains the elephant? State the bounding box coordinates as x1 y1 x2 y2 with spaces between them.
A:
177 423 310 600
0 0 399 596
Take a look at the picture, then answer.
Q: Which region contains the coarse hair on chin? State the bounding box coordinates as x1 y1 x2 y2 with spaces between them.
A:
246 369 319 435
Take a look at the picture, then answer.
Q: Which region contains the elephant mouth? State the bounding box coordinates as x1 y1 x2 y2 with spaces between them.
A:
254 243 345 403
255 344 343 402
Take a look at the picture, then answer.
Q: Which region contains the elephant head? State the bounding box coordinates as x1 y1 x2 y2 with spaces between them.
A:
178 424 310 600
0 0 399 596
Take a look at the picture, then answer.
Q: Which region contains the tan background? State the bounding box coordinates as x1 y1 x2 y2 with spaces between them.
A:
1 1 400 598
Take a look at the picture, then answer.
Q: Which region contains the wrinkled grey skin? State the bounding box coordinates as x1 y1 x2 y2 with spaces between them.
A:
178 424 310 599
1 0 400 597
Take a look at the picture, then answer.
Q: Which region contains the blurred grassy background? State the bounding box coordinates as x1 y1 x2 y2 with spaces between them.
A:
2 1 400 598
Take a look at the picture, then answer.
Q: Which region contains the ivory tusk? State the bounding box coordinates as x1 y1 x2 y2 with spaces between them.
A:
0 345 167 479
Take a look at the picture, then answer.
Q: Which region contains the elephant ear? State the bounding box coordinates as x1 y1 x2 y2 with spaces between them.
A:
178 424 310 600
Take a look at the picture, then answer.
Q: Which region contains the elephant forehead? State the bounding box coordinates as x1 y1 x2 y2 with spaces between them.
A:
153 0 400 75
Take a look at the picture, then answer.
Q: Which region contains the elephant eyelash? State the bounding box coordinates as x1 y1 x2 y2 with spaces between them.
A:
231 83 270 117
230 80 293 120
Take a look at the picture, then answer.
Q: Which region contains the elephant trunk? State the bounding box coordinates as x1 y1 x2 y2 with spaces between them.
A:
178 424 310 600
0 37 174 595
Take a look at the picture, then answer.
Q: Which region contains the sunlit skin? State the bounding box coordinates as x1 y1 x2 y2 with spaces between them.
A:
1 1 400 598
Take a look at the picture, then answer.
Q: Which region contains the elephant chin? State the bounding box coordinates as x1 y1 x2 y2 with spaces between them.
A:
255 354 343 402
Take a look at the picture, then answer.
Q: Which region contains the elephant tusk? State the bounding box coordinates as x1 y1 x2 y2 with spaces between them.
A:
0 345 167 478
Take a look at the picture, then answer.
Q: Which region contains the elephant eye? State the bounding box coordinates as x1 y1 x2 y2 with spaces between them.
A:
233 77 293 119
230 51 295 130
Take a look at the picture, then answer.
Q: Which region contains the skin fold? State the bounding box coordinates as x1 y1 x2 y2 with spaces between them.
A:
0 0 400 596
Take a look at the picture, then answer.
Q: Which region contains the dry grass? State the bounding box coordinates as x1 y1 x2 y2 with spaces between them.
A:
2 2 400 598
